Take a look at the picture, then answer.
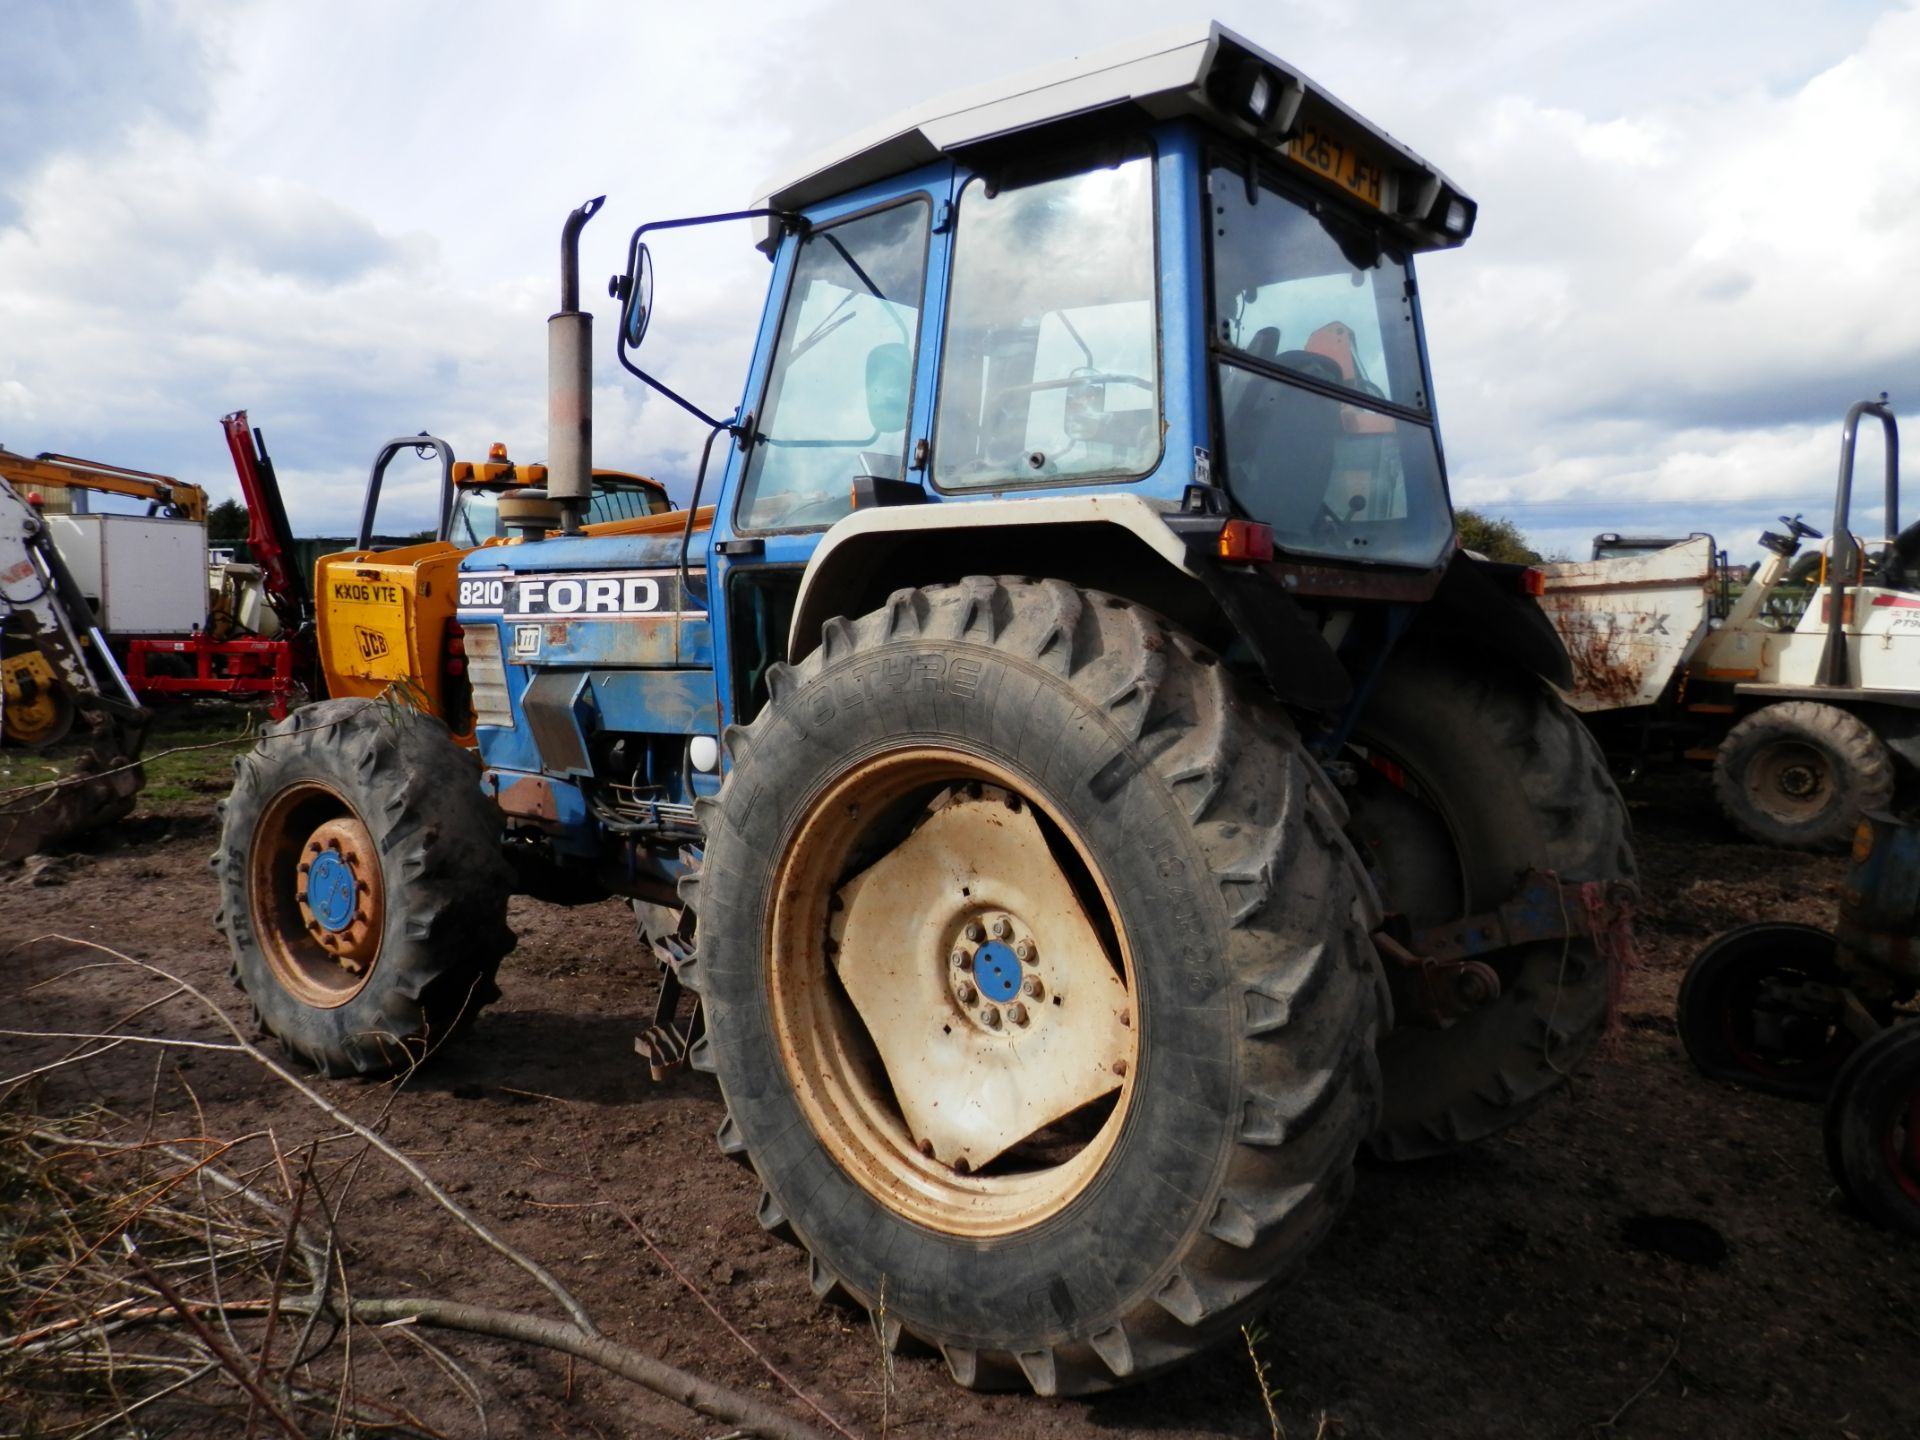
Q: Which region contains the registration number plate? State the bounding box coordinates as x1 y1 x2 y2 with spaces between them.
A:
1285 126 1386 211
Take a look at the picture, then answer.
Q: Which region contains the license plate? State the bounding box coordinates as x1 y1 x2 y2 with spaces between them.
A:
1285 126 1386 211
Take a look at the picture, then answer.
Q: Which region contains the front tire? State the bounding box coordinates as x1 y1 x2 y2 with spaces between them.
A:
685 579 1384 1394
213 699 515 1076
1713 702 1894 850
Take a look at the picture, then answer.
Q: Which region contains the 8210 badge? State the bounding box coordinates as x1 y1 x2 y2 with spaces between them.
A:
456 570 679 618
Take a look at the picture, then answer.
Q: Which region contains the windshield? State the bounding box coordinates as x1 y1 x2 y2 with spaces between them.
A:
1209 157 1452 568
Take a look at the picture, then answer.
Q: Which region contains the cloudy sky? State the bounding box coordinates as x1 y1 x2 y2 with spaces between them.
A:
3 0 1915 559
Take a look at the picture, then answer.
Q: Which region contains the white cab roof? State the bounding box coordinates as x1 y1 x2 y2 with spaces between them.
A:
752 21 1472 250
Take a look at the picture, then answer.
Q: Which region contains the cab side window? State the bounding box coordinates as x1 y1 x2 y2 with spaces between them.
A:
934 153 1160 490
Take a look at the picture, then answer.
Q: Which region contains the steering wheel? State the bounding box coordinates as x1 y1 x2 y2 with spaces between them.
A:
1780 513 1824 541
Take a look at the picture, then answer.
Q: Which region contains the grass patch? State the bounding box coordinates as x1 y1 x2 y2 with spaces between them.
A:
138 708 260 806
0 705 262 809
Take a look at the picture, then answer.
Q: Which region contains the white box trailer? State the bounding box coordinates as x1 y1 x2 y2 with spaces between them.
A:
43 513 208 637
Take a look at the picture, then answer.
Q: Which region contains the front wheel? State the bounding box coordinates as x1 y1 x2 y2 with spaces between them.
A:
213 699 515 1076
685 579 1383 1394
1713 702 1894 850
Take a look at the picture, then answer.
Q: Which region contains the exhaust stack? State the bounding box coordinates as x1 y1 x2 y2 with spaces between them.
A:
548 195 605 534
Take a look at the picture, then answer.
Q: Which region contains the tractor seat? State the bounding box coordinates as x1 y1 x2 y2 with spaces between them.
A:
1874 519 1920 592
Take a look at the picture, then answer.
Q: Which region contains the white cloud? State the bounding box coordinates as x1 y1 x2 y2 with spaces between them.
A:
0 0 1912 563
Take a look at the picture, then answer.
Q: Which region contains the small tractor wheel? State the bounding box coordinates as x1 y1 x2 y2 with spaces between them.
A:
1676 922 1854 1099
684 579 1384 1394
1 685 73 748
1346 643 1636 1161
1713 702 1894 850
1 640 76 748
1823 1020 1920 1236
213 698 515 1076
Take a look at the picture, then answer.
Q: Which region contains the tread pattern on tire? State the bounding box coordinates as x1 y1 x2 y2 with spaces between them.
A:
1359 646 1637 1161
680 578 1386 1395
211 698 515 1077
1713 701 1895 851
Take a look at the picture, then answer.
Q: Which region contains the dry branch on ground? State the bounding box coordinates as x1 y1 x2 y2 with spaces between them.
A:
0 944 847 1440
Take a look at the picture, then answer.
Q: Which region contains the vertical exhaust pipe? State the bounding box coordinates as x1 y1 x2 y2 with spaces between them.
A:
549 195 605 535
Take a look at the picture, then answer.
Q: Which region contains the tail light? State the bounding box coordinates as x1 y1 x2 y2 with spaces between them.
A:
441 619 474 734
1519 567 1546 596
1218 519 1274 564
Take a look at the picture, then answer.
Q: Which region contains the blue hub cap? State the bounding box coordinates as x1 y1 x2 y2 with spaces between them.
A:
972 940 1022 1002
305 850 357 933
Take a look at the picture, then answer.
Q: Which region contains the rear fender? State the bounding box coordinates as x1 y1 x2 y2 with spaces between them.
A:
1407 551 1575 692
786 497 1349 708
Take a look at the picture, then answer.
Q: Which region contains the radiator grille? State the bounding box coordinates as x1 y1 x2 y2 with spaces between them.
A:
464 622 515 730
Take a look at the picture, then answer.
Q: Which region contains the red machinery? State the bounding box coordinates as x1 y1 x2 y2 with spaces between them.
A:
124 413 316 719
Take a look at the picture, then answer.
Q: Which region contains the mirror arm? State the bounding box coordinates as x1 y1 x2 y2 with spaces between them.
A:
633 207 802 242
609 208 802 437
615 341 739 434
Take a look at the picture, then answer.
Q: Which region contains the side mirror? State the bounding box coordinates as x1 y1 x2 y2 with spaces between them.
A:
613 242 655 349
865 342 911 434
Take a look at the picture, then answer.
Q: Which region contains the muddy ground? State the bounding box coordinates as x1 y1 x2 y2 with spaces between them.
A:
3 734 1916 1439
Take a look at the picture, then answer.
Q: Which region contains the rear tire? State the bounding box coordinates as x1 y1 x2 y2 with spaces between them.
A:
213 699 514 1077
1347 644 1636 1160
684 579 1384 1394
1713 702 1893 850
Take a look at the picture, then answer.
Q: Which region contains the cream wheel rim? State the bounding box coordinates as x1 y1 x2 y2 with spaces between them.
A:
766 748 1139 1238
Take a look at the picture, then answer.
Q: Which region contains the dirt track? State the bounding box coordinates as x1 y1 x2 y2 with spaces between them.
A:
4 759 1917 1439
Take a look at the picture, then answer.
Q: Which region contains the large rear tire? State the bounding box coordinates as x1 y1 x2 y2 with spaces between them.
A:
213 699 515 1077
684 579 1384 1394
1713 701 1894 851
1347 644 1636 1160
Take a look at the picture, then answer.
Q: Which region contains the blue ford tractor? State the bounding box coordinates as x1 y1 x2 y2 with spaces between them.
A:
217 23 1635 1393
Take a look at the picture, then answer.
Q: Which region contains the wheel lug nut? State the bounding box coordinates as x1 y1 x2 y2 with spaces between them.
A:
1007 1002 1029 1027
991 917 1012 940
950 948 967 968
1022 975 1044 999
978 1007 1002 1029
956 981 977 1005
1014 939 1034 962
964 921 985 943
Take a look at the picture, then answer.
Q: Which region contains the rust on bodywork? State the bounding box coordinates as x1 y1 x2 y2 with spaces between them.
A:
1549 610 1653 709
1534 537 1718 712
495 774 559 822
